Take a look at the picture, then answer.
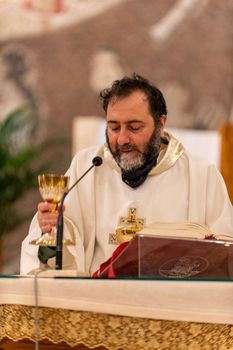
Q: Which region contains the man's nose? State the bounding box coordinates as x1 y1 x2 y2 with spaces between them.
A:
117 128 130 145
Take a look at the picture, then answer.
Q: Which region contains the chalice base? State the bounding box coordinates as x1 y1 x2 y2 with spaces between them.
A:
30 233 75 246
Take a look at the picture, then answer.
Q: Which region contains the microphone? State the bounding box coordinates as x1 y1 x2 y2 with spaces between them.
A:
55 156 103 270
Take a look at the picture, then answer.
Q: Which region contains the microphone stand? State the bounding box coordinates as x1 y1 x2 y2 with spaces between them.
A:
55 157 102 270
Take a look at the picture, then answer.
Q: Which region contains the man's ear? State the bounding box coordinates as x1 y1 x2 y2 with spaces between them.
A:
160 115 167 130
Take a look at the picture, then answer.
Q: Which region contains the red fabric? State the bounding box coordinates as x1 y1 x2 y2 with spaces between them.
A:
92 242 129 278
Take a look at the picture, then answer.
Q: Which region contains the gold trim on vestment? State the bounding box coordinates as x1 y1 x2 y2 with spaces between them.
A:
110 207 145 244
1 304 233 349
103 130 184 175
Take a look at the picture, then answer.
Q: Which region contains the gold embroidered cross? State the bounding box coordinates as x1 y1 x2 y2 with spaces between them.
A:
109 208 145 245
119 207 145 227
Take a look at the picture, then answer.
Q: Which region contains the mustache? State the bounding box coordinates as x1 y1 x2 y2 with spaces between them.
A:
116 143 139 152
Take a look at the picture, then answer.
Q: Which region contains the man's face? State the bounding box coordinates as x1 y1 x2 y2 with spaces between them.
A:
106 90 166 171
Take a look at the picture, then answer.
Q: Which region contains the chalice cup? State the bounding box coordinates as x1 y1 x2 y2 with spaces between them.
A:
30 174 75 246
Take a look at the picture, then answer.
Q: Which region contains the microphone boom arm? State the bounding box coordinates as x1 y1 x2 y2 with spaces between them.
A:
55 156 102 270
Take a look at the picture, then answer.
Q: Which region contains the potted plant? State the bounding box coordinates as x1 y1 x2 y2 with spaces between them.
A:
0 106 67 269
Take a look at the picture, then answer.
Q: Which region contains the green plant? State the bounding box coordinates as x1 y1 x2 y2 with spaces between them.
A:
0 106 66 237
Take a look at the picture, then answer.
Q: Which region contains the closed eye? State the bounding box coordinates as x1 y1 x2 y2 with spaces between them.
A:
128 125 142 132
127 122 144 132
110 126 120 132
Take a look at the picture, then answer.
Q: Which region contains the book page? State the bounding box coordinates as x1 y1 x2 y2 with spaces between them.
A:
139 222 233 241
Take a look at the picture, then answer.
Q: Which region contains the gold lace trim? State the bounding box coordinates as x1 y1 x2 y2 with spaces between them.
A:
1 304 233 349
103 130 184 176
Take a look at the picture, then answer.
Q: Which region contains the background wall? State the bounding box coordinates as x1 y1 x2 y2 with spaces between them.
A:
0 0 232 273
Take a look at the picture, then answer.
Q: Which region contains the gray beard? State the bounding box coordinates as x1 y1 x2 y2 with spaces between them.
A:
117 153 144 171
106 127 161 172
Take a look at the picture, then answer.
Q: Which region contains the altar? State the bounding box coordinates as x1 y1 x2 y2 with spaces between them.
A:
1 276 233 349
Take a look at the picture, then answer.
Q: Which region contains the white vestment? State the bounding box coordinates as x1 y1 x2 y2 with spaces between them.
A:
20 133 233 275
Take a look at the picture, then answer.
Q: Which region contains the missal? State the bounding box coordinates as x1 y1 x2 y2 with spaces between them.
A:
98 232 233 279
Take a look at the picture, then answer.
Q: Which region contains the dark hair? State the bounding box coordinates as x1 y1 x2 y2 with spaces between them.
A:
99 73 167 121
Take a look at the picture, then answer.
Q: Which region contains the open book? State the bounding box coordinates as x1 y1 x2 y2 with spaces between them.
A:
139 221 233 241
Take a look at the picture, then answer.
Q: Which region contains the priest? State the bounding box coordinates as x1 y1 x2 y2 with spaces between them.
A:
20 73 233 275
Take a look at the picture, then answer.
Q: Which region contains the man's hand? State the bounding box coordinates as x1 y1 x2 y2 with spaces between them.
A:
37 202 59 233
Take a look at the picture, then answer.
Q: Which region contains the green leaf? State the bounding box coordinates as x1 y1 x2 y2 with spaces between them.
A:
0 105 67 237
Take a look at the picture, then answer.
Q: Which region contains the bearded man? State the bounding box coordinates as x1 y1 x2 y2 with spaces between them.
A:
20 74 233 275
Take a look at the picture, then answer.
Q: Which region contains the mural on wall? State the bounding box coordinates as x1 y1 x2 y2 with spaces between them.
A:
161 81 229 129
89 49 125 93
0 0 232 138
0 44 48 145
147 0 232 129
149 0 210 43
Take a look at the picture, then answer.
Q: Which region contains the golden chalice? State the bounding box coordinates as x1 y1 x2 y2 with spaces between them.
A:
30 174 75 246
